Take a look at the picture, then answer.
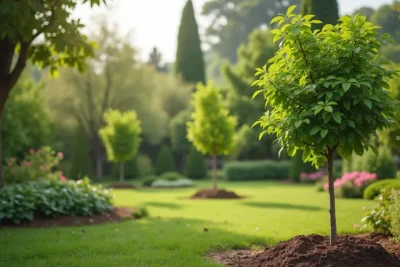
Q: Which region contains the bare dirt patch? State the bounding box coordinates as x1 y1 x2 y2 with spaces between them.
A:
191 189 242 199
107 182 136 189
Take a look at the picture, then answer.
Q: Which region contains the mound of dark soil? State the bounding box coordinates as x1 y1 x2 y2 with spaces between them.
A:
210 234 400 267
107 182 135 189
0 207 135 228
358 233 400 259
191 189 242 199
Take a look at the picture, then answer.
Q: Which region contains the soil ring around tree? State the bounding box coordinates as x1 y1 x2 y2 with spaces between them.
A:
208 233 400 267
191 189 243 199
107 182 136 189
0 207 135 229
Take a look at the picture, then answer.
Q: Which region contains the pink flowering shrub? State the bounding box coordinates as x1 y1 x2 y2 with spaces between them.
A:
4 146 66 185
300 170 325 183
324 171 377 198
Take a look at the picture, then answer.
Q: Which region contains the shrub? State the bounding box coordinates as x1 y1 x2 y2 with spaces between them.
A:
159 172 184 181
397 171 400 179
289 153 317 183
0 178 113 224
363 179 400 200
390 190 400 241
142 176 158 187
133 206 149 219
299 170 325 183
224 160 291 181
151 178 194 188
361 189 392 234
325 172 377 198
155 146 175 175
4 146 65 184
184 147 207 179
112 154 154 179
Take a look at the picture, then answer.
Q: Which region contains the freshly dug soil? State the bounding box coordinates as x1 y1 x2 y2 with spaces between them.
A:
0 207 135 228
210 234 400 267
191 189 242 199
107 182 136 189
358 233 400 259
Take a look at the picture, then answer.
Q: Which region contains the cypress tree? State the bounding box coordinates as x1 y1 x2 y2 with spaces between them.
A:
301 0 339 27
175 0 206 85
69 126 93 180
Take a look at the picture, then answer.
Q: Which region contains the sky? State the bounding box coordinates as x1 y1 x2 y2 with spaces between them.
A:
74 0 394 62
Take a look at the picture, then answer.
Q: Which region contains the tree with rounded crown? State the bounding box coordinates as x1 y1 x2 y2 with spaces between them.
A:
99 109 141 182
252 6 399 245
187 82 237 189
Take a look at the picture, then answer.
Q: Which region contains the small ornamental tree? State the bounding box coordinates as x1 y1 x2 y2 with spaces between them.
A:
252 6 399 245
99 109 141 182
187 82 237 189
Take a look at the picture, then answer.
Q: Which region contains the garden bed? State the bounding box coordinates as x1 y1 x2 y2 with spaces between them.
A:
0 207 135 228
209 233 400 267
191 189 242 199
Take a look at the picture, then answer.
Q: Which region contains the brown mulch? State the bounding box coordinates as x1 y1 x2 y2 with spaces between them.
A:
191 189 242 199
0 207 135 228
209 234 400 267
107 182 136 189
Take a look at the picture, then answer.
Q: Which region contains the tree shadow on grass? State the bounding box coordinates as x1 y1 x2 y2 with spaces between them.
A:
144 201 184 209
242 201 323 211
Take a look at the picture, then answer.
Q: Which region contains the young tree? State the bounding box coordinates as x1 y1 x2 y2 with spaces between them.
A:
175 0 206 85
0 0 106 188
252 6 399 245
187 82 237 189
99 109 141 182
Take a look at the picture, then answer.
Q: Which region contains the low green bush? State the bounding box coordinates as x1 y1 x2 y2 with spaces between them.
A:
155 146 175 175
159 172 184 181
224 160 291 181
151 178 194 188
142 176 158 187
361 189 392 234
184 147 207 179
363 179 400 200
390 190 400 241
133 206 149 219
0 178 113 224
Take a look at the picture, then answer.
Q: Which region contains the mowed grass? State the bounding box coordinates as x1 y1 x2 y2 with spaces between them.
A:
0 181 373 267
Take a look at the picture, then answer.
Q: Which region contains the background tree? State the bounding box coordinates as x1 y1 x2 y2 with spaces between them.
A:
69 125 93 180
175 0 206 85
352 7 375 21
301 0 339 26
148 47 166 73
371 5 400 42
0 0 106 188
202 0 301 62
99 109 142 182
253 8 398 245
155 146 175 175
187 82 237 189
184 147 208 179
2 72 53 161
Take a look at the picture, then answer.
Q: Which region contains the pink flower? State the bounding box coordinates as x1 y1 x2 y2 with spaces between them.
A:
354 224 359 229
29 149 35 154
324 183 329 190
300 172 308 180
37 149 43 154
57 152 64 158
60 176 66 181
24 161 31 167
7 162 12 166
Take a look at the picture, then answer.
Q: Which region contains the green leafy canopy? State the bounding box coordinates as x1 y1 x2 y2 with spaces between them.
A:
99 109 142 163
252 5 400 167
187 82 237 156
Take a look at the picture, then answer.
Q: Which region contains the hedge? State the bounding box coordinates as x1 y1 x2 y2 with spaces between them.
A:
363 179 400 200
224 160 291 181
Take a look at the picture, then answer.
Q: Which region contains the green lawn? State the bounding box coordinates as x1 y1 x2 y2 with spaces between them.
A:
0 181 373 267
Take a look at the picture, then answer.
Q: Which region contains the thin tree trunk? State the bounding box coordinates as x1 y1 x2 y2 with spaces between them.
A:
92 136 103 179
327 149 337 245
212 154 217 190
0 110 3 189
119 162 124 182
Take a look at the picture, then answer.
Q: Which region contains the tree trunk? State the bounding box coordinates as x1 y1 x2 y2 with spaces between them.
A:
0 110 3 190
327 149 337 245
92 137 103 179
119 162 124 182
212 154 217 190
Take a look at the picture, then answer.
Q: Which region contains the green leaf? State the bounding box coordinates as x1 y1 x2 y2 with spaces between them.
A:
353 47 361 53
314 106 324 115
324 106 333 113
364 99 372 109
278 146 285 158
353 142 364 156
338 145 352 160
252 90 263 99
270 16 284 24
343 99 351 110
360 81 372 89
303 118 310 124
333 112 342 124
302 149 311 161
310 126 321 135
342 83 351 92
295 120 302 128
369 145 379 157
321 129 328 138
259 131 267 140
286 5 296 16
347 120 356 128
